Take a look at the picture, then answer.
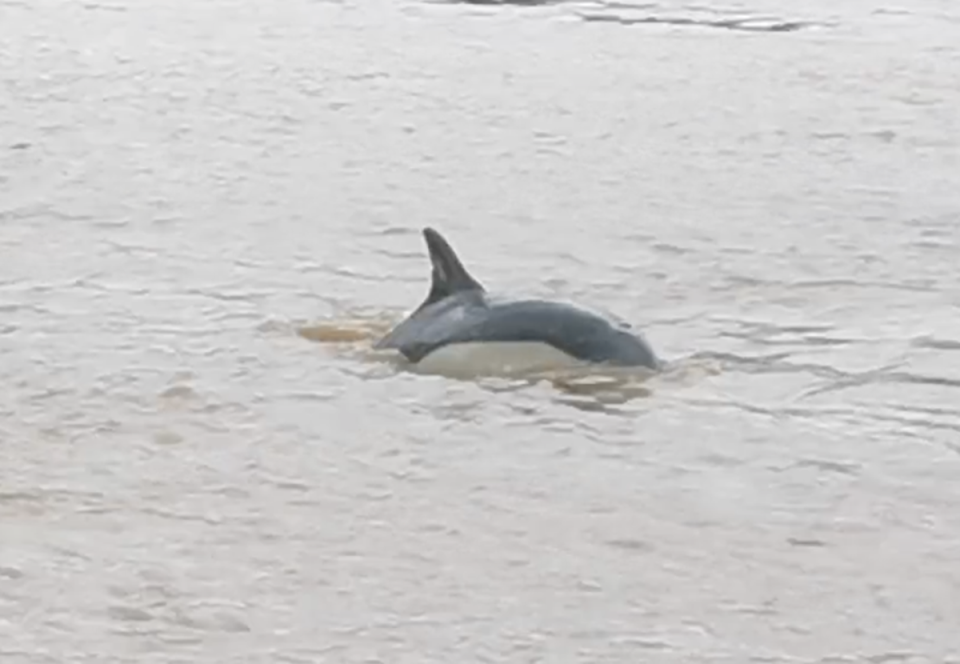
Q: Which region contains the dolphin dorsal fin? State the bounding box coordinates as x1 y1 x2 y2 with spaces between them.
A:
417 227 484 310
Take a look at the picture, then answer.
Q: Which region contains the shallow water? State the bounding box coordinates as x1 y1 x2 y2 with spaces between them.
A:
3 0 960 661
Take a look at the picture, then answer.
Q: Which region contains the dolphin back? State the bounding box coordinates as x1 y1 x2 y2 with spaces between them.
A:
378 294 659 370
463 299 660 369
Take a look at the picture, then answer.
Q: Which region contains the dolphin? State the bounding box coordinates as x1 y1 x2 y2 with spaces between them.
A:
374 227 661 375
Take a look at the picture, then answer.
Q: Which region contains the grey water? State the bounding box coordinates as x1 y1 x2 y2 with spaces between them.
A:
2 0 960 661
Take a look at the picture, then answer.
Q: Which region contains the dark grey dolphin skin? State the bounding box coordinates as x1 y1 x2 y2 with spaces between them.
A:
374 228 661 370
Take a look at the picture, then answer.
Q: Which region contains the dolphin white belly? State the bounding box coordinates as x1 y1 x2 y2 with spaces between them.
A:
411 340 587 378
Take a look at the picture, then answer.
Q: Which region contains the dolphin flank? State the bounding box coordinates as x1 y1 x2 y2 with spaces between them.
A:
374 227 661 374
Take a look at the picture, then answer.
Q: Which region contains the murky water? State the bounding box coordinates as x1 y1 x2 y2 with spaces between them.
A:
3 0 960 660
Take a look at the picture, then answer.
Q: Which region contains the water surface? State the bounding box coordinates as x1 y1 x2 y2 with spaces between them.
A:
2 0 960 661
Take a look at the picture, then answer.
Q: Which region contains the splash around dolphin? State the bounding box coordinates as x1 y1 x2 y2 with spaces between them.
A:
374 228 661 377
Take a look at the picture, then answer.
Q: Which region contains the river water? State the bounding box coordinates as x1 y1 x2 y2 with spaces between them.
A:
2 0 960 661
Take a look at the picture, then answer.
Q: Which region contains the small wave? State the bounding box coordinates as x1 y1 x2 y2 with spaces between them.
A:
431 0 572 5
424 0 822 34
911 336 960 351
578 13 810 32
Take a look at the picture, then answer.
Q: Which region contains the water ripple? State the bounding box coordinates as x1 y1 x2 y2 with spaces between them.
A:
3 0 960 660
